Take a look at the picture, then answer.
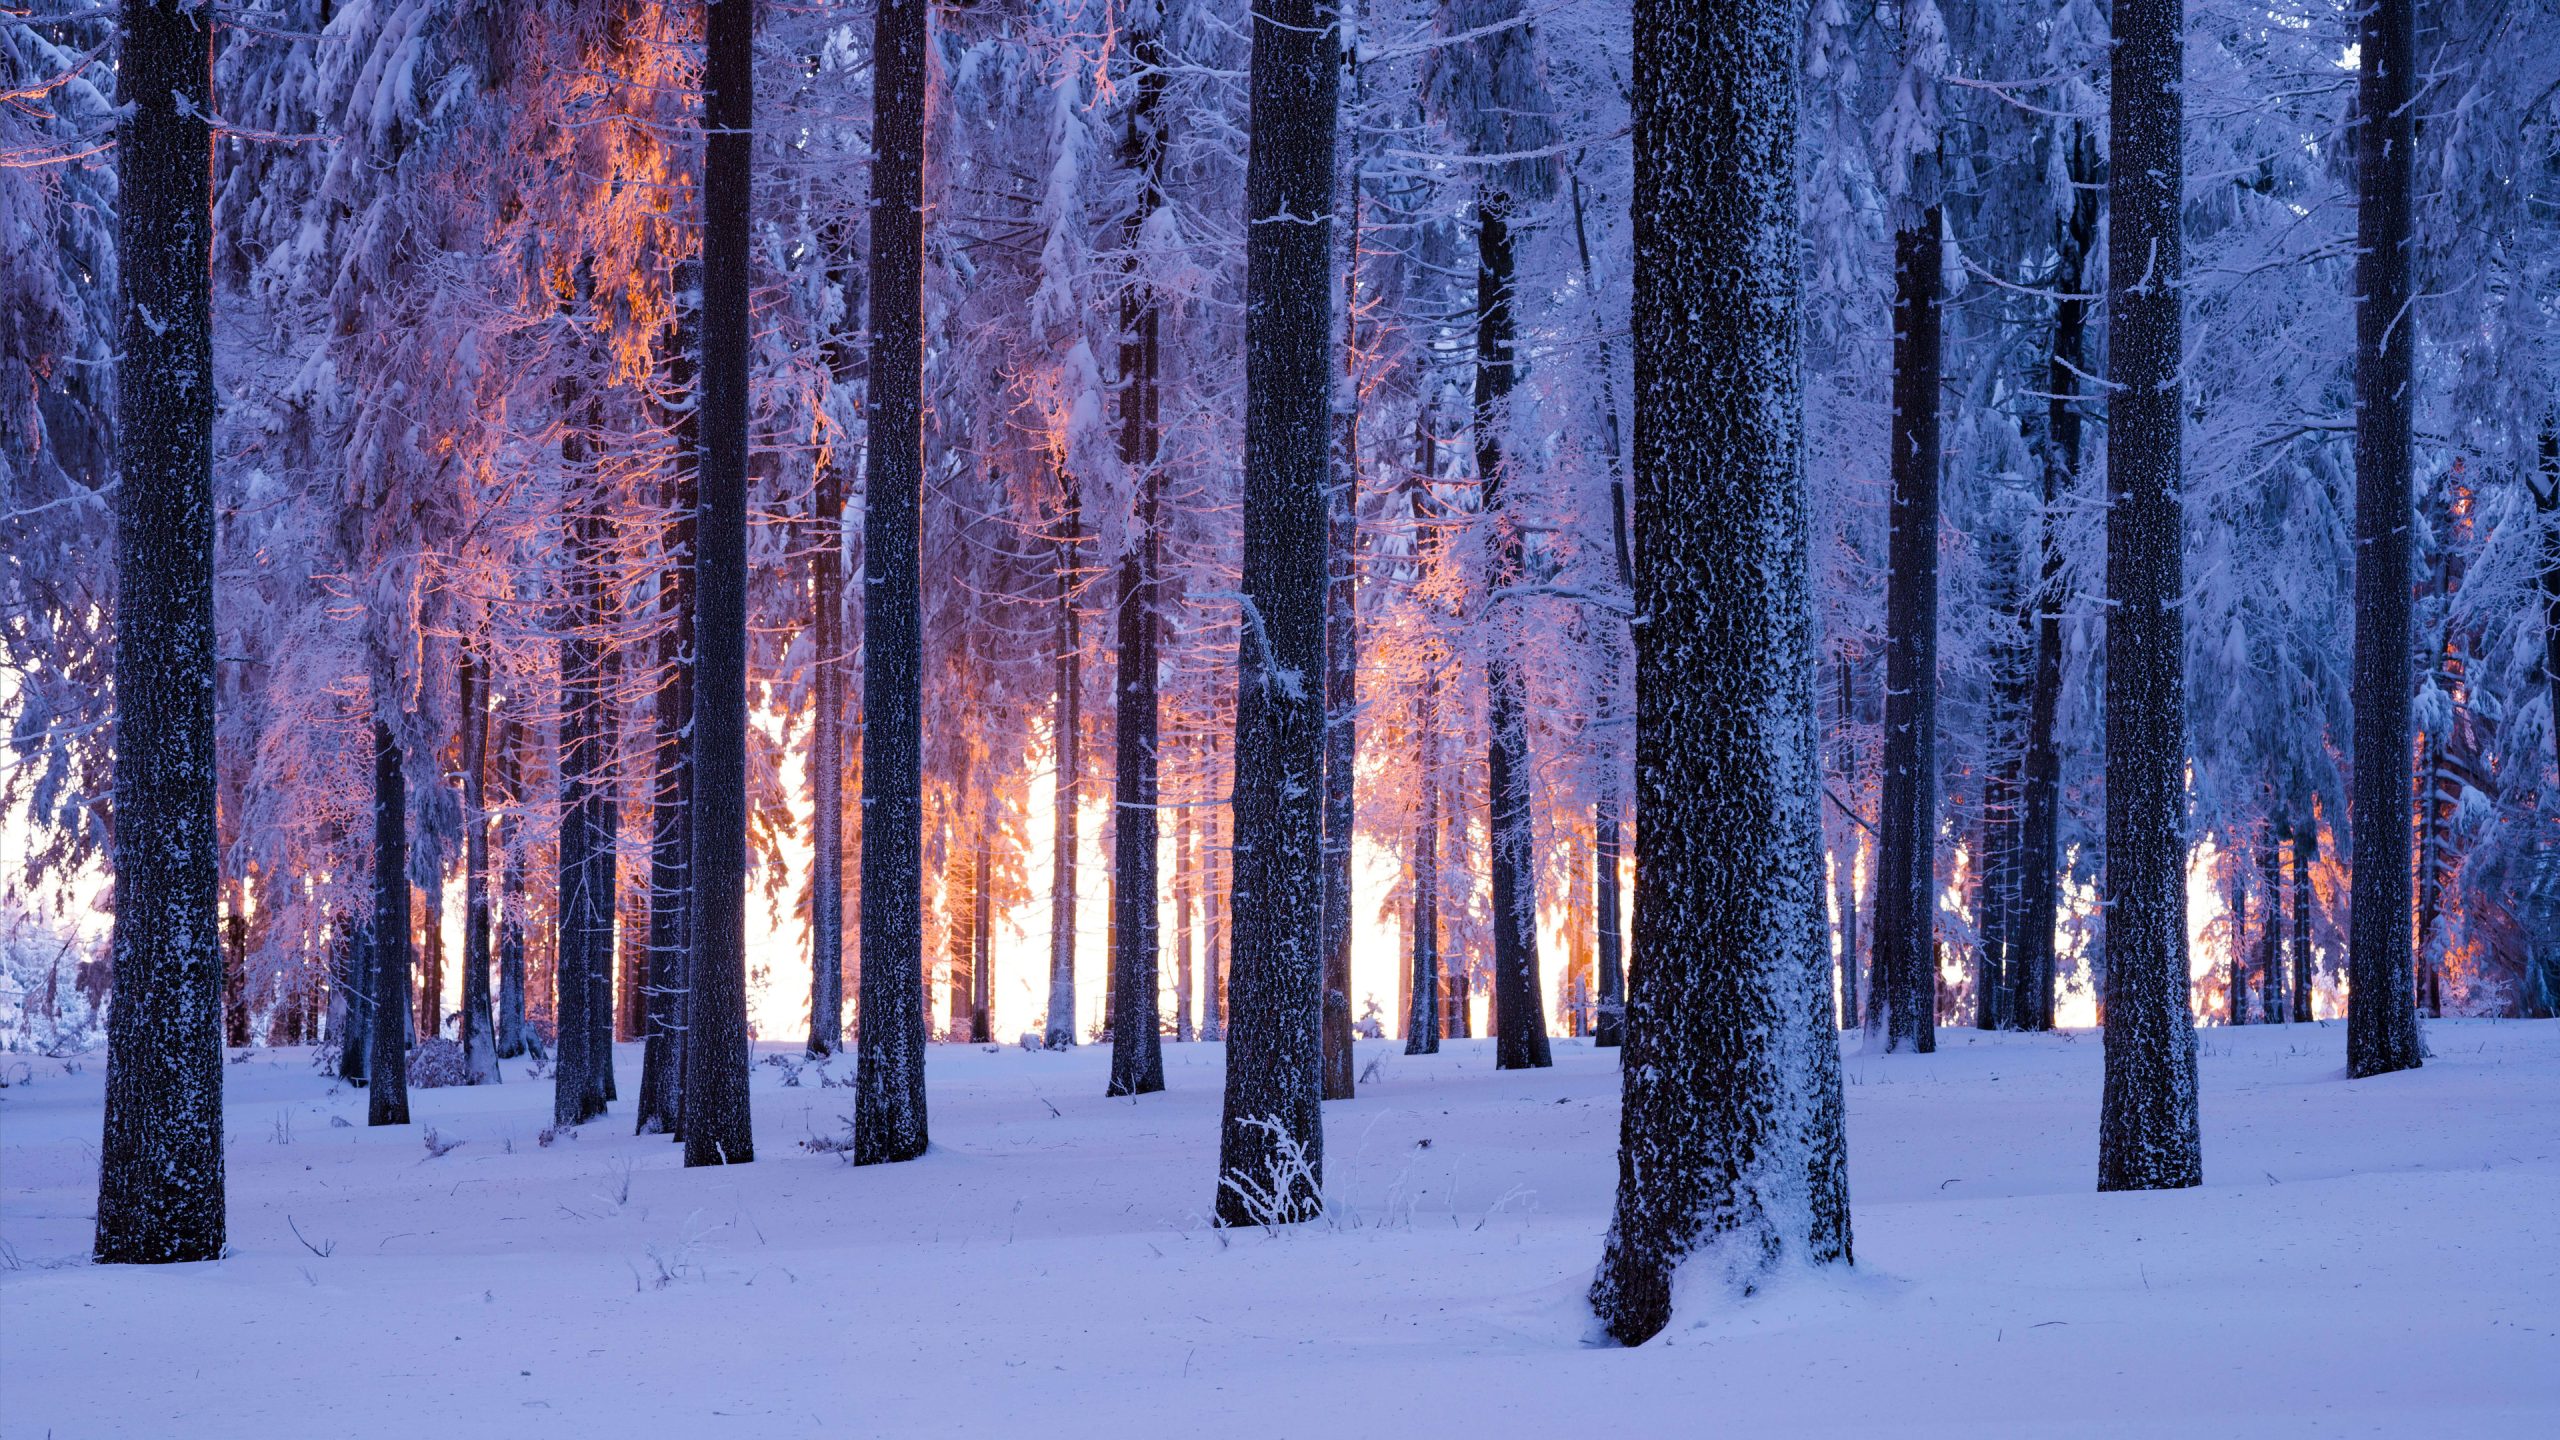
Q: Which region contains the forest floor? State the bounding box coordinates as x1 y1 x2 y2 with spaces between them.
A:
3 1018 2556 1437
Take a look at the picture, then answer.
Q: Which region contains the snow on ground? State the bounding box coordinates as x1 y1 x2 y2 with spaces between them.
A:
3 1019 2555 1437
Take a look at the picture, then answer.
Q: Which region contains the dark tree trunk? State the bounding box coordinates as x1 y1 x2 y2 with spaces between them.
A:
222 894 250 1049
2258 828 2284 1024
1832 652 1865 1031
418 874 444 1044
368 719 413 1128
1109 28 1168 1094
592 629 619 1101
2345 0 2424 1079
2015 122 2093 1036
1874 211 1943 1054
1979 513 2032 1031
2530 426 2560 1019
1593 0 1853 1346
460 652 499 1082
638 318 696 1134
810 442 846 1056
335 912 372 1083
1570 166 1634 1051
95 0 224 1262
855 0 931 1164
948 836 975 1039
1175 746 1197 1041
2226 850 2249 1026
2097 0 2204 1191
1201 724 1228 1042
554 414 607 1127
1214 0 1336 1228
971 813 994 1043
2293 818 2317 1021
683 0 757 1166
1405 691 1442 1056
1047 471 1083 1049
495 710 534 1060
1477 194 1551 1072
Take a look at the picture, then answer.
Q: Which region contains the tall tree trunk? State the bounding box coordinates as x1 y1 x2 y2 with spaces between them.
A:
2529 425 2560 1019
97 0 225 1264
418 876 444 1043
1405 688 1442 1055
460 653 500 1082
554 408 607 1127
1046 471 1083 1049
592 620 619 1102
1109 24 1168 1095
1201 719 1228 1042
1874 210 1943 1054
2292 816 2317 1021
368 718 413 1128
2097 0 2204 1191
2345 0 2424 1079
856 0 932 1164
1318 10 1364 1101
1477 193 1551 1072
971 805 994 1044
496 710 534 1060
947 835 975 1039
682 0 757 1166
1570 166 1634 1051
1593 0 1853 1345
1214 0 1336 1228
2226 847 2249 1025
1175 753 1197 1042
637 315 696 1133
2015 123 2093 1037
222 888 250 1048
2258 827 2284 1024
810 442 847 1056
335 911 372 1083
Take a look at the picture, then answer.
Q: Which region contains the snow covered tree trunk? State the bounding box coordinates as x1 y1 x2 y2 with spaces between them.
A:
1047 475 1082 1050
1874 210 1942 1054
1175 768 1197 1042
971 811 994 1044
2016 121 2093 1035
2226 853 2249 1026
810 445 847 1057
2097 0 2203 1190
554 435 606 1127
1592 0 1854 1346
368 718 413 1128
1109 29 1167 1093
418 872 445 1043
1215 0 1337 1228
95 0 225 1263
459 652 499 1083
222 894 249 1049
1477 194 1551 1072
495 712 533 1061
638 347 696 1134
855 0 932 1164
2344 0 2423 1080
591 635 619 1100
683 0 757 1166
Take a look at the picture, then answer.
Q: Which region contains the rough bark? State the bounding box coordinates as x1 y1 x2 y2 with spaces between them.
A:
1215 0 1336 1227
95 0 225 1262
1874 212 1942 1055
2015 122 2093 1035
1319 14 1364 1100
495 710 534 1060
810 436 847 1056
2344 0 2423 1079
1046 471 1083 1049
1570 166 1633 1050
2097 0 2204 1191
637 304 695 1134
368 719 413 1128
553 419 606 1128
2258 828 2285 1024
335 912 372 1084
855 0 932 1164
1109 28 1168 1094
1593 0 1854 1348
459 652 499 1082
683 0 756 1166
1476 193 1552 1072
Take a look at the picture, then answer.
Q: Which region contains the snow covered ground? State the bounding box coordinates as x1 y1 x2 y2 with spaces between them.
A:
4 1019 2555 1437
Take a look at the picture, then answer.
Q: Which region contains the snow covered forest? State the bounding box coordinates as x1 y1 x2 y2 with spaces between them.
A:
3 0 2557 1432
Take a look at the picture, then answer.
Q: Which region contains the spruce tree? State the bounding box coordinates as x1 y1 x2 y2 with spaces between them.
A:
1215 0 1338 1228
1592 0 1853 1346
94 0 226 1263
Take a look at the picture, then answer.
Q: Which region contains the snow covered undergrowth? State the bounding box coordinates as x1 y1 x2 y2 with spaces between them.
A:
4 1021 2555 1437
